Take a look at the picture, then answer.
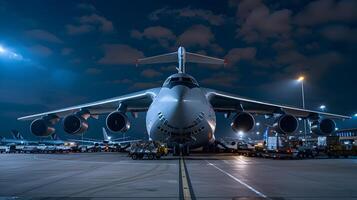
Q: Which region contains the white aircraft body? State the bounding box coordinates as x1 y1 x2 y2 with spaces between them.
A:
18 47 350 155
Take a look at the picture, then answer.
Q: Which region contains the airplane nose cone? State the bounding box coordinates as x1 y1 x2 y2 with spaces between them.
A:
161 86 197 128
170 86 187 101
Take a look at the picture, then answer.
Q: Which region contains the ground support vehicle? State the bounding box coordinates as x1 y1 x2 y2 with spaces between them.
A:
129 141 168 160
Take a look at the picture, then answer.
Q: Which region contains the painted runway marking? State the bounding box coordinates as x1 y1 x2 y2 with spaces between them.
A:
207 161 269 199
180 157 195 200
33 155 178 165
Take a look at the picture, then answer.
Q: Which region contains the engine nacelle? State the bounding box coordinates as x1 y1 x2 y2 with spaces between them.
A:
63 114 89 134
311 118 335 135
30 119 55 136
106 111 130 132
231 112 255 132
273 114 298 134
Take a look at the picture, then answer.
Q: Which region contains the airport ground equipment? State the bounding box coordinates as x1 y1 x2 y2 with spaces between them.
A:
129 141 167 160
317 136 357 158
0 146 9 153
22 146 38 153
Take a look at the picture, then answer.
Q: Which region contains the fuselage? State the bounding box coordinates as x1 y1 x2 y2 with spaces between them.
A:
146 73 216 148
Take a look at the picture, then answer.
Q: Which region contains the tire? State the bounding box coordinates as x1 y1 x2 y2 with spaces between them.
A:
132 154 138 160
148 154 154 160
173 145 180 156
182 145 190 156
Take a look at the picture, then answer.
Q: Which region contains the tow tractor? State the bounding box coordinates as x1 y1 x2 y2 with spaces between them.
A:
129 141 168 160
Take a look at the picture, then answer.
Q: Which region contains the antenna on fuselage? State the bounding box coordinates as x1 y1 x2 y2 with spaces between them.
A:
136 46 226 73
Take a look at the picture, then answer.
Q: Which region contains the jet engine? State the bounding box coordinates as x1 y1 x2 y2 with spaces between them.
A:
311 118 335 135
63 114 89 134
273 114 298 134
106 111 130 132
231 112 255 132
30 118 55 136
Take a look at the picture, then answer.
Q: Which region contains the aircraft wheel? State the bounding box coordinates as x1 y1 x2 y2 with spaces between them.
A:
173 145 180 156
148 154 154 160
182 145 190 156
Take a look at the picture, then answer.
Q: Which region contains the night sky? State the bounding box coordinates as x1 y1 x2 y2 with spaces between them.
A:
0 0 356 140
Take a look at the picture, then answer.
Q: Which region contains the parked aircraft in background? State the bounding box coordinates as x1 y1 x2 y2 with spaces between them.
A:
0 130 38 145
71 127 140 146
18 46 350 155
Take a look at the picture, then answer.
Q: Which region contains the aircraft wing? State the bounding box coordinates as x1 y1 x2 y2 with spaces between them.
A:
204 88 350 120
18 88 160 121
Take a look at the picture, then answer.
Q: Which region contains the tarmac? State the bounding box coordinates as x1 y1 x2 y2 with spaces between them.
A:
0 153 356 200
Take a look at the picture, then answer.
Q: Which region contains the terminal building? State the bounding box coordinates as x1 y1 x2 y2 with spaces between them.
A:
335 128 357 137
334 128 357 145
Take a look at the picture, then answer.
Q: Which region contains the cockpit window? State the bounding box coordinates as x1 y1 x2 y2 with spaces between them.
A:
170 77 180 82
182 77 191 82
163 76 199 88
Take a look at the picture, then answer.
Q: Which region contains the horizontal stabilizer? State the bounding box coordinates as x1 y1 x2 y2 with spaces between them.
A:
186 52 226 65
137 52 177 66
136 46 225 73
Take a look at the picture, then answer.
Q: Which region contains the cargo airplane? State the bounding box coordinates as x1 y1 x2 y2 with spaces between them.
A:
18 47 350 155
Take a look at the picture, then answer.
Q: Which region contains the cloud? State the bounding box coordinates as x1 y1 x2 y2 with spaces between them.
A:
98 44 144 65
141 69 162 78
160 65 177 72
177 25 214 47
131 82 161 90
149 7 226 26
237 3 292 43
66 14 114 35
320 25 357 42
25 29 63 43
225 47 257 65
201 72 238 87
274 50 344 79
110 78 132 84
79 14 114 32
77 3 96 12
233 0 263 20
61 48 73 56
131 26 176 47
294 0 357 26
85 68 102 75
28 45 53 57
66 24 94 35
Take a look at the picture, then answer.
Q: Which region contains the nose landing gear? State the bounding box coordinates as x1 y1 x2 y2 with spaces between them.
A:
173 144 190 156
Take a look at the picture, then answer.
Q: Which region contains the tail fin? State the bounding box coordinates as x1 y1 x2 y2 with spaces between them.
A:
50 133 60 140
11 129 23 140
137 46 226 73
102 127 110 141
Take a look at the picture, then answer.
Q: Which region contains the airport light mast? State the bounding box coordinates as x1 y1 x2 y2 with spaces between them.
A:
297 76 307 140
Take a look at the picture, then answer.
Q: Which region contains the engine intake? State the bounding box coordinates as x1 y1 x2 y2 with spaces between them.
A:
311 118 335 135
273 114 298 134
30 119 55 136
63 114 88 134
106 111 130 132
231 112 255 132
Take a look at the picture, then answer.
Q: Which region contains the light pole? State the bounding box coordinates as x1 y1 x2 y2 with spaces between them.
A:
297 76 307 139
